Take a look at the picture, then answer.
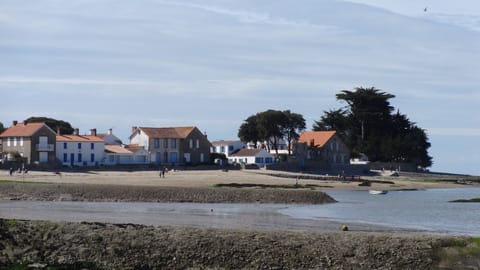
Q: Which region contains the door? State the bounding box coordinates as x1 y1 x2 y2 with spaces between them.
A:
70 153 75 166
184 153 191 163
170 152 178 164
39 152 48 163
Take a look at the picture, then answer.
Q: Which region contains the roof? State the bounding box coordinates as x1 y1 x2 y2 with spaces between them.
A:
56 135 104 142
137 126 197 139
0 122 48 137
105 144 145 154
211 140 240 146
105 145 133 154
297 131 337 148
230 148 265 157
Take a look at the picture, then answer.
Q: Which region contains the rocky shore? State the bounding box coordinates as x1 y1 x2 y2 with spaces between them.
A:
0 182 336 204
1 219 478 270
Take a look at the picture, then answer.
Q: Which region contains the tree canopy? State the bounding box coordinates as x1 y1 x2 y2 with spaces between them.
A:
24 116 74 135
314 87 432 168
0 122 5 134
238 110 306 155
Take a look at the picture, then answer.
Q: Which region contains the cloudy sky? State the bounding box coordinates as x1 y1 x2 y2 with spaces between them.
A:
1 0 479 175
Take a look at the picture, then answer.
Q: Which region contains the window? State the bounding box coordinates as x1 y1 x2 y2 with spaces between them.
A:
13 137 17 146
78 153 82 162
19 137 23 146
265 157 273 164
171 139 176 149
163 138 168 148
196 139 200 149
91 143 94 150
255 157 264 164
228 145 234 151
189 139 193 149
7 137 11 147
170 152 178 163
78 143 82 149
220 146 225 153
63 153 68 162
91 153 95 162
63 143 67 149
154 138 160 149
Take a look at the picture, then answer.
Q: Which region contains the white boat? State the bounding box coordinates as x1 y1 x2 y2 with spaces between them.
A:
369 190 388 195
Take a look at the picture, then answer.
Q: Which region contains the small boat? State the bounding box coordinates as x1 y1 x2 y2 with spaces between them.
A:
369 190 388 195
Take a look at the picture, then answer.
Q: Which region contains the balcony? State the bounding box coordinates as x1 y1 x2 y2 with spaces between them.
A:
36 144 54 151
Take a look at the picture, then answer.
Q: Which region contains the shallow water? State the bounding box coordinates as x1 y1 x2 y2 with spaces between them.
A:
280 188 480 236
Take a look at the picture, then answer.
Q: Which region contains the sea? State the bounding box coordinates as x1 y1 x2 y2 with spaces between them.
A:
280 187 480 236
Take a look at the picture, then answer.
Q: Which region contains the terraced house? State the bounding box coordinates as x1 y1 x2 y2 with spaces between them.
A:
0 121 57 164
56 128 105 167
129 126 211 165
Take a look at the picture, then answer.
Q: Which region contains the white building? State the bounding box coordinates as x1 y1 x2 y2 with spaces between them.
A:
97 128 123 145
210 140 246 158
104 144 149 165
229 148 275 168
56 129 105 166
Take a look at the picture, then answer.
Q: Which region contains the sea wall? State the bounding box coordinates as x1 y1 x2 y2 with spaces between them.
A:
0 219 475 269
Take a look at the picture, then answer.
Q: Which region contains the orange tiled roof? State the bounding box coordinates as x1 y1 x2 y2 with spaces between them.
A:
138 126 196 139
230 148 264 157
56 135 104 142
0 122 47 137
124 144 145 151
297 131 336 148
105 145 133 154
211 140 238 146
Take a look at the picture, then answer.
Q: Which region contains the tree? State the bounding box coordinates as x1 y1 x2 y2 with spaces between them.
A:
281 110 306 155
314 87 432 168
238 115 260 148
0 121 5 134
238 109 305 156
24 116 74 134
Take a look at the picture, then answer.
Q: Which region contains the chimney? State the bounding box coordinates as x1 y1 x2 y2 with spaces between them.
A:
132 126 137 133
204 132 207 139
108 128 113 135
90 128 97 136
12 120 18 126
74 128 79 136
57 128 61 135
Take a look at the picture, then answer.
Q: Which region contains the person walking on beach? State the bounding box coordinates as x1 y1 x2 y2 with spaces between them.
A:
162 167 167 178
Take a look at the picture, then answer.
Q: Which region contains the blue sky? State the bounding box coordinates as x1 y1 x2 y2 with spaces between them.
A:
1 0 479 175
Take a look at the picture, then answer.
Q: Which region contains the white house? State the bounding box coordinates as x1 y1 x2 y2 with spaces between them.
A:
210 140 246 158
229 148 275 168
97 128 123 145
104 144 149 165
56 129 105 166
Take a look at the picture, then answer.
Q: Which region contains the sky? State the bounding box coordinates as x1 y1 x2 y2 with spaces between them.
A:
1 0 479 175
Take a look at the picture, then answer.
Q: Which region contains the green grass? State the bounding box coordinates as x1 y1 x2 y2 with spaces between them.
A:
213 183 329 190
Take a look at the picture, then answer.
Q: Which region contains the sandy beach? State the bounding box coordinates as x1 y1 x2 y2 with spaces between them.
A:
0 168 474 191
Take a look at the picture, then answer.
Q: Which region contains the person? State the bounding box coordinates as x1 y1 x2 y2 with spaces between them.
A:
162 167 167 178
9 167 14 176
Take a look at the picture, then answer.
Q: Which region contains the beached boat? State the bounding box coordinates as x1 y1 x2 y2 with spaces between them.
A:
369 190 388 195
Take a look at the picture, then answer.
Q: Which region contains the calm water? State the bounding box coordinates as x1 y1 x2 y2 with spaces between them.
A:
280 188 480 236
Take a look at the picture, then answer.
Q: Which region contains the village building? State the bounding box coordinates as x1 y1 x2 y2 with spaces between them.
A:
104 144 149 165
0 121 57 164
295 131 350 165
129 126 212 165
210 140 246 158
56 128 105 167
229 148 275 168
97 128 123 145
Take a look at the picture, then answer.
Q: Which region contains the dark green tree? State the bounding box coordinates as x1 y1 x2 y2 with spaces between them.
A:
281 110 306 155
24 116 74 134
314 87 432 168
0 122 5 134
238 109 306 156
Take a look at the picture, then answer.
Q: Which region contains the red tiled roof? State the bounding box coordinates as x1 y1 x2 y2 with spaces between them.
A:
230 148 263 157
297 131 337 148
0 122 47 137
211 140 238 146
138 126 196 139
124 144 145 151
56 135 104 142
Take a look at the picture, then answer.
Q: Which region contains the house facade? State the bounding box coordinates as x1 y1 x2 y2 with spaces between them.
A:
0 121 57 164
229 148 274 168
210 140 246 158
104 144 149 165
130 126 212 165
295 131 350 165
56 129 105 166
97 128 123 145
